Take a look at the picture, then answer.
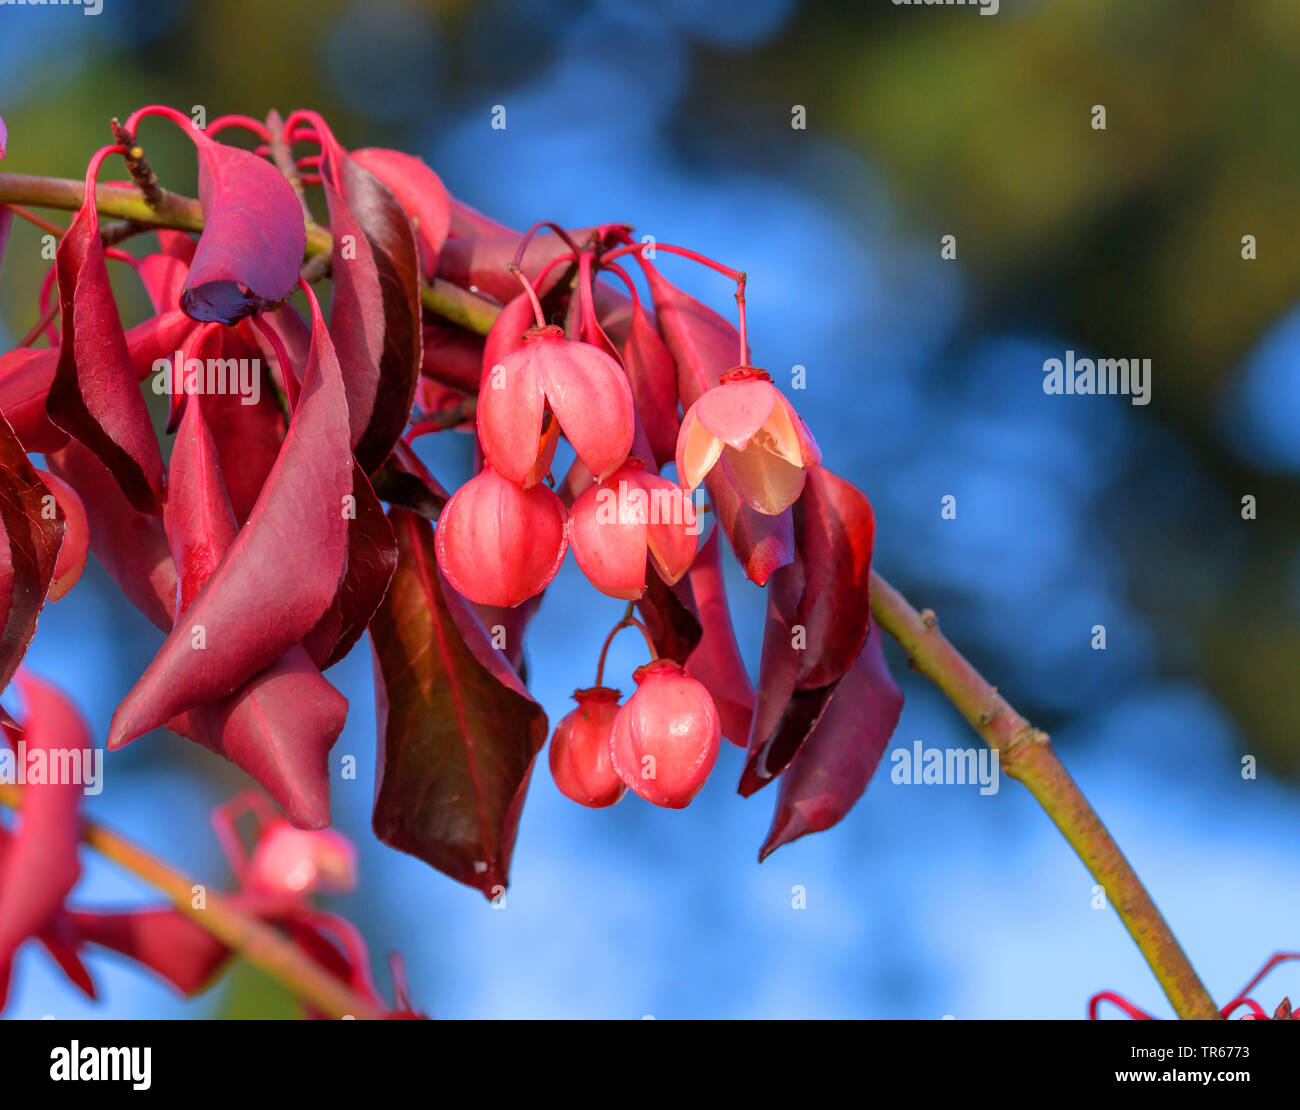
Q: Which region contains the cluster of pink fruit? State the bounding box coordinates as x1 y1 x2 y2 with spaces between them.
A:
432 254 821 810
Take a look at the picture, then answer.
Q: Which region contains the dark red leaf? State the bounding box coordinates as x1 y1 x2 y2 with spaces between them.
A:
107 289 352 748
642 264 793 585
304 462 398 671
369 440 449 521
45 440 176 632
324 156 423 474
47 200 164 514
182 137 307 324
370 509 548 897
622 301 681 469
201 332 287 526
684 528 754 747
0 415 65 688
351 147 451 280
738 468 875 795
634 565 701 665
0 672 91 987
421 321 485 393
437 231 586 306
759 621 903 859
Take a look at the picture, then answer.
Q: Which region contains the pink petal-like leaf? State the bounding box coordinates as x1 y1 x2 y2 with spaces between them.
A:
422 321 486 393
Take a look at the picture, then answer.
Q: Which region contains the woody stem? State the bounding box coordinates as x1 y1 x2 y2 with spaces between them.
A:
0 784 384 1020
865 571 1220 1020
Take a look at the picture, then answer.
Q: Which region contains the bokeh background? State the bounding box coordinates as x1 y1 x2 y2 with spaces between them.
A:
1 0 1298 1019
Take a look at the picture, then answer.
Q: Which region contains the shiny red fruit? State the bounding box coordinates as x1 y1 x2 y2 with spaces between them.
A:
434 465 568 607
549 687 625 808
568 459 699 600
609 659 721 809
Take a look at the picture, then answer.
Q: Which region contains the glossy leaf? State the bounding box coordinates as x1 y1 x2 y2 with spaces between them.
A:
45 440 176 632
0 415 65 690
369 440 450 521
351 147 451 280
182 137 307 324
172 645 347 829
370 509 548 897
684 528 754 747
47 199 165 515
107 290 352 748
421 321 485 393
738 468 875 795
622 301 681 468
759 621 903 860
304 462 398 670
325 156 423 473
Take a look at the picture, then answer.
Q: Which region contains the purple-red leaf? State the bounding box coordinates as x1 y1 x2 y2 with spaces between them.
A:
351 147 451 280
324 156 423 473
0 414 65 689
634 565 702 665
738 468 875 796
304 462 398 670
170 645 347 829
0 672 91 994
422 321 485 393
370 509 548 897
45 440 176 632
107 290 352 748
643 264 793 585
622 301 680 469
759 620 903 860
370 440 449 521
47 198 165 515
684 528 754 747
182 137 306 324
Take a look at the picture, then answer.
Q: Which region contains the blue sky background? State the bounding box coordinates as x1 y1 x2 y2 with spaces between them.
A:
1 0 1298 1019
